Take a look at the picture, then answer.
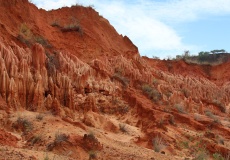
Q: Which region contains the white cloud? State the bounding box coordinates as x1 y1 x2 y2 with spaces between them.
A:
31 0 230 58
142 0 230 22
33 0 78 10
88 0 192 58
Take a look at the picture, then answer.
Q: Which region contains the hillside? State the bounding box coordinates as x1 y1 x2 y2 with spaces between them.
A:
0 0 229 160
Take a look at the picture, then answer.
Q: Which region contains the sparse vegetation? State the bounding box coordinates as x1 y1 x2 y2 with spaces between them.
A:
216 136 225 145
30 134 42 145
36 113 44 121
34 36 52 48
54 132 69 144
213 100 226 113
112 73 130 87
61 16 83 35
174 104 186 114
119 123 128 133
19 23 32 39
152 78 159 86
142 84 161 103
111 97 129 114
17 23 32 46
47 131 69 151
205 110 214 118
213 117 221 124
51 19 60 27
88 150 97 160
46 51 61 76
195 151 209 160
174 49 228 65
82 132 103 152
181 88 190 98
13 117 33 133
152 136 166 152
213 153 225 160
117 105 129 114
169 115 175 125
87 132 96 141
61 24 83 35
17 23 52 48
43 153 50 160
205 110 221 124
194 113 201 121
179 141 189 149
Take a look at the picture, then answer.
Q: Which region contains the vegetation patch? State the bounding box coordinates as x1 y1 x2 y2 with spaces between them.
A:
50 19 61 27
174 104 187 114
17 23 52 48
81 132 103 151
179 141 189 149
213 153 225 160
174 49 228 65
112 73 130 87
13 117 33 133
212 100 226 113
119 123 128 133
142 84 161 103
46 51 61 76
152 136 166 152
36 113 44 121
30 134 42 145
47 132 69 151
195 151 209 160
61 24 83 35
88 150 97 160
205 110 215 118
34 36 52 48
169 115 175 125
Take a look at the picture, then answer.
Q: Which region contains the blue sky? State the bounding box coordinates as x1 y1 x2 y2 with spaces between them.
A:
31 0 230 59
